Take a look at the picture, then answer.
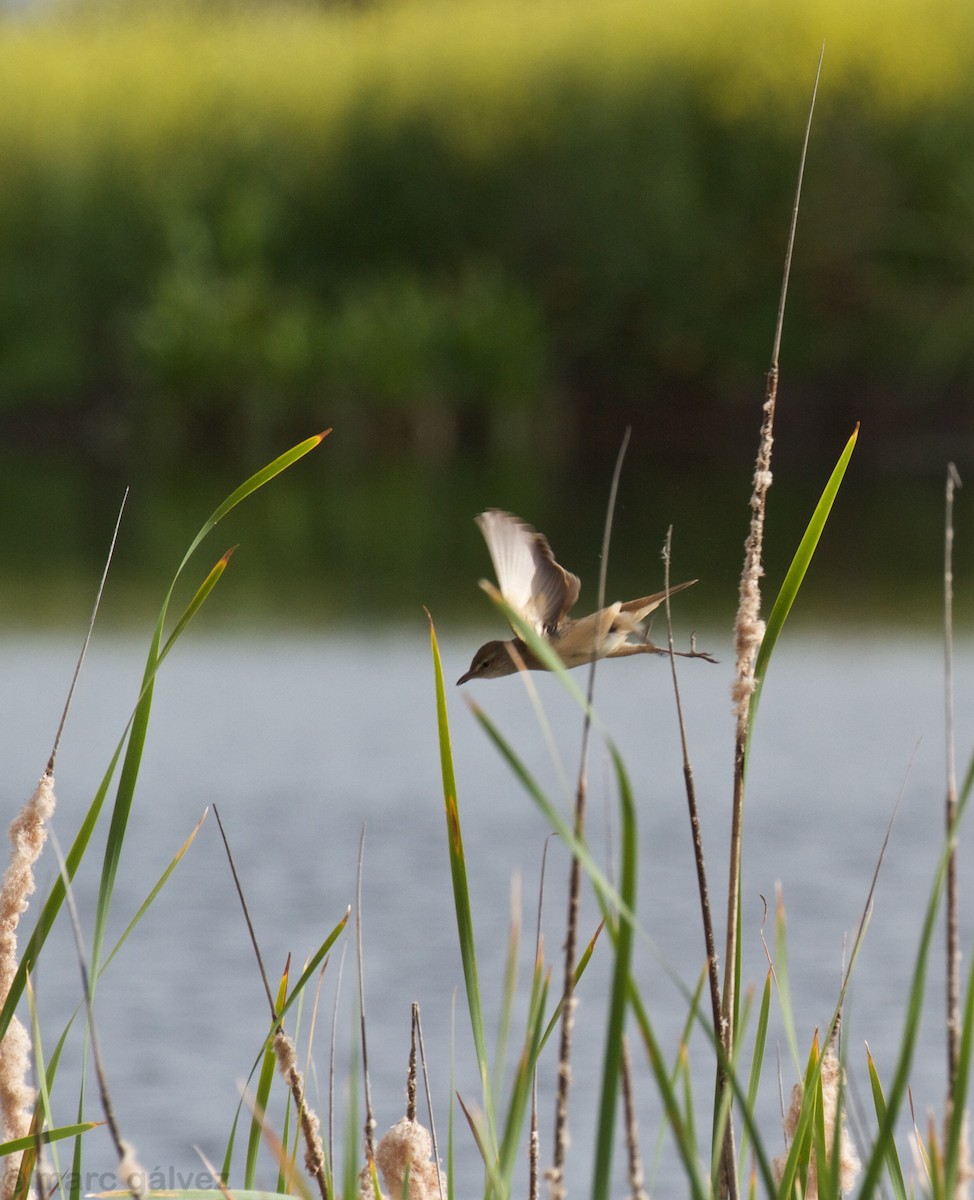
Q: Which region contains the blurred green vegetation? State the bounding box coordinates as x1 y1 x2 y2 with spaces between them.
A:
0 0 972 622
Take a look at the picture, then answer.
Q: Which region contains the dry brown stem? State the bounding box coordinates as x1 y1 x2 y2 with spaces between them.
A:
548 429 629 1199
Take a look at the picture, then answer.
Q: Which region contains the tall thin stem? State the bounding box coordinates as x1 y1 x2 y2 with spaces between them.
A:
944 462 961 1114
719 47 823 1200
549 429 630 1199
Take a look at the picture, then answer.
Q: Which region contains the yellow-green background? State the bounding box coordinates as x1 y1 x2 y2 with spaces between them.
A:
1 0 972 623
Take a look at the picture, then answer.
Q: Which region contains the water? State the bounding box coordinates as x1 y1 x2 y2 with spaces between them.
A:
3 625 972 1195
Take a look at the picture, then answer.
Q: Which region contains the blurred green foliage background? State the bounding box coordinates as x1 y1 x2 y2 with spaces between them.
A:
1 0 972 625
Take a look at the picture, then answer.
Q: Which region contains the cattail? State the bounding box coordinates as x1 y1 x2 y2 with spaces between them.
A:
772 1047 860 1198
0 771 57 1164
951 1110 972 1200
374 1118 447 1200
273 1028 328 1198
730 453 771 721
117 1141 148 1200
357 1158 384 1200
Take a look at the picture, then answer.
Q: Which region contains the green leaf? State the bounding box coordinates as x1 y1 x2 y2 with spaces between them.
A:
539 921 603 1050
749 425 858 732
427 612 498 1167
865 1047 907 1200
0 434 328 1045
628 986 709 1200
944 954 974 1198
246 967 291 1187
592 748 638 1200
496 954 550 1189
470 704 634 930
0 1122 100 1156
736 968 771 1178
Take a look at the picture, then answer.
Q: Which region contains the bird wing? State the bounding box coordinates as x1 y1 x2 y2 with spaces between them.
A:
619 579 697 622
476 510 580 634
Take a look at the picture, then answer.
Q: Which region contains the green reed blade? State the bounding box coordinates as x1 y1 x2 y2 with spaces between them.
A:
221 914 347 1184
491 883 521 1101
0 1122 100 1157
775 1034 820 1200
749 425 858 733
539 921 603 1050
773 888 801 1074
857 775 971 1197
470 703 633 928
0 435 327 1048
865 1048 907 1200
94 432 328 981
628 985 709 1200
736 968 771 1177
944 954 974 1197
497 957 549 1188
427 614 498 1165
592 748 638 1200
246 967 291 1188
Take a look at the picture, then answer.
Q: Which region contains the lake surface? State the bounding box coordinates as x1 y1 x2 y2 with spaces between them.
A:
3 625 972 1196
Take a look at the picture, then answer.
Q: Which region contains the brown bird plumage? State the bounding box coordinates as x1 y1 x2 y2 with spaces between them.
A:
457 510 699 684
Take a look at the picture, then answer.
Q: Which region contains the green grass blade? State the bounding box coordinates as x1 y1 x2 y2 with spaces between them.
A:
628 985 709 1200
652 967 705 1188
736 968 772 1177
246 967 291 1187
703 1005 780 1199
65 435 326 1171
812 1051 832 1200
944 954 974 1197
538 921 603 1050
775 1035 820 1200
159 548 237 659
93 566 266 968
100 811 209 975
749 425 858 730
221 914 347 1183
772 887 801 1074
0 1123 100 1156
491 882 522 1100
171 432 330 585
427 613 498 1161
470 703 633 928
0 744 123 1039
497 955 550 1189
21 812 211 1190
277 989 304 1195
865 1046 908 1200
679 1045 697 1166
447 1020 456 1200
591 748 638 1200
13 973 79 1195
277 913 349 1028
342 1056 361 1200
857 781 969 1196
92 432 327 981
455 1093 507 1198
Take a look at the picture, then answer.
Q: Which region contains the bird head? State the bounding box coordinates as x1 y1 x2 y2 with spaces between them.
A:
456 640 519 685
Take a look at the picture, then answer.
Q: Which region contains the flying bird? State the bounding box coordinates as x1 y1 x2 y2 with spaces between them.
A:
457 509 707 684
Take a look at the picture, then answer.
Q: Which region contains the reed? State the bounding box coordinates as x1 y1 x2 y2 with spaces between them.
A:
0 58 972 1199
0 406 970 1199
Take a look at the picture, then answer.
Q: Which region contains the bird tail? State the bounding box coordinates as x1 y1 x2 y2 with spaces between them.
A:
619 579 697 622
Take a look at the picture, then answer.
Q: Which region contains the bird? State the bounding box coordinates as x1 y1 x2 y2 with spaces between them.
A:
457 509 705 685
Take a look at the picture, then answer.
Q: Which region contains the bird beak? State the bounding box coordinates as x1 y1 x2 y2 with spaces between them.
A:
456 670 473 686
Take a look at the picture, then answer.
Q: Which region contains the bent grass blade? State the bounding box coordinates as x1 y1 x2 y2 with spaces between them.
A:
0 434 329 1045
427 613 499 1167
